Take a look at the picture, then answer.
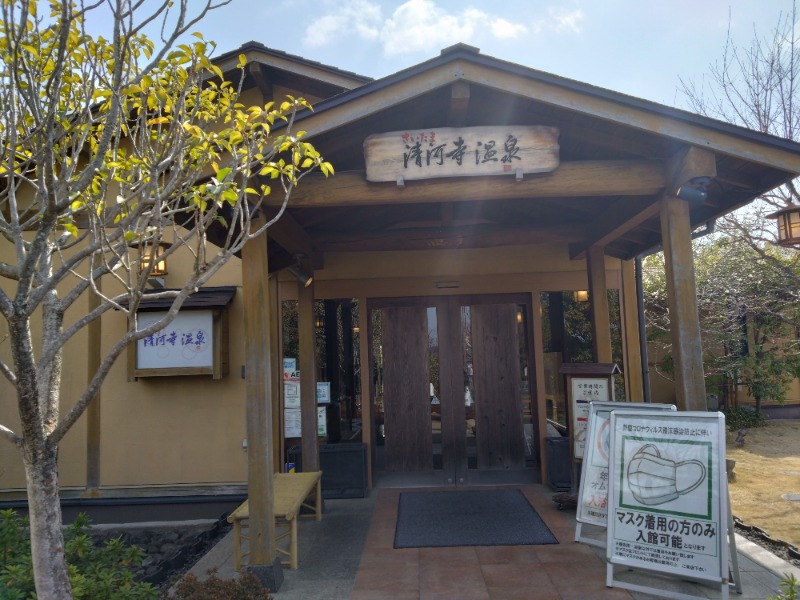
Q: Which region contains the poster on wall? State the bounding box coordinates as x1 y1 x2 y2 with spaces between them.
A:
136 310 213 369
284 408 301 438
284 382 301 409
576 401 676 546
283 358 299 381
317 407 327 437
316 382 331 404
606 410 727 587
570 378 611 459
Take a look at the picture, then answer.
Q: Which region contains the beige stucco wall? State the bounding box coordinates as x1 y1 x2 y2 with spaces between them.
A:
1 233 627 493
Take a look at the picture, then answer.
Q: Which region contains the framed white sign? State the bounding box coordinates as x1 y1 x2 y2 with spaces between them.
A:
136 311 213 369
576 401 676 547
606 410 728 595
570 378 611 459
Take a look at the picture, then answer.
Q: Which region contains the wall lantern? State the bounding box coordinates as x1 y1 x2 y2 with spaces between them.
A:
314 315 325 329
138 241 170 277
573 290 589 302
767 206 800 247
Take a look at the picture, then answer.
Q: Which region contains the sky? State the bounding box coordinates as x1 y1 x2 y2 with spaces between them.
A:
148 0 799 109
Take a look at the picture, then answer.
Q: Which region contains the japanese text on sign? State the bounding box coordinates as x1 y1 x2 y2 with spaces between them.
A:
136 310 213 369
364 126 559 182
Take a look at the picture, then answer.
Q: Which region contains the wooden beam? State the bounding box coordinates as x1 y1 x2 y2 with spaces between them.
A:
660 195 706 411
276 160 666 208
570 199 661 259
298 276 320 472
241 222 278 566
315 224 583 252
667 146 717 192
248 62 274 102
448 82 471 127
586 245 613 363
263 209 314 258
620 259 644 401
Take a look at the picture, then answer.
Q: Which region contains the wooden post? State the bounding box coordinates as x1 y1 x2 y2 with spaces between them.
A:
357 296 373 490
587 245 613 363
85 282 101 495
620 259 645 401
269 275 282 472
660 196 706 411
298 276 320 472
531 292 549 484
240 223 282 589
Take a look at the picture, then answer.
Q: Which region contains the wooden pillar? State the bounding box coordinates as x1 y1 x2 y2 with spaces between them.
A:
531 292 549 483
269 275 282 472
620 259 645 401
241 223 281 584
298 277 320 472
85 282 101 495
586 245 613 363
357 296 373 489
660 196 706 411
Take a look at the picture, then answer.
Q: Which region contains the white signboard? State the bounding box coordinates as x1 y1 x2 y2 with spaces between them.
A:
607 411 727 586
317 407 327 437
284 408 301 438
136 311 213 369
364 126 559 182
577 402 676 532
284 382 301 409
571 378 611 459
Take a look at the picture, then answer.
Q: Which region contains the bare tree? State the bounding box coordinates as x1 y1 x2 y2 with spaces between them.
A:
0 1 331 597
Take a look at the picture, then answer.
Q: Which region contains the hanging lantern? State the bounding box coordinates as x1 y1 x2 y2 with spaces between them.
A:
139 241 170 276
767 206 800 247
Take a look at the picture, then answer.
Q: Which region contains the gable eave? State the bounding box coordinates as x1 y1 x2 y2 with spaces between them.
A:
292 46 800 175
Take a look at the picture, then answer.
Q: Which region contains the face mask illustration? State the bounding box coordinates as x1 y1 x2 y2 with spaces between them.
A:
626 444 706 506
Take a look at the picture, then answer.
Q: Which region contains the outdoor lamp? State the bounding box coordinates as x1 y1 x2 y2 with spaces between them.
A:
287 255 313 287
767 206 800 247
138 241 170 276
573 290 589 302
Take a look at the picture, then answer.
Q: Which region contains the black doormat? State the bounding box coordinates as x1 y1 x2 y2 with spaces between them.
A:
393 489 558 549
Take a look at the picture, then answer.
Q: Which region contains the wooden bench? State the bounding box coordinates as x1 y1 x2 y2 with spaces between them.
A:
227 471 322 570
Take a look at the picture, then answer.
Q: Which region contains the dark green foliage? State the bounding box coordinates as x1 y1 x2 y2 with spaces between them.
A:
0 510 157 599
166 569 272 600
723 406 768 431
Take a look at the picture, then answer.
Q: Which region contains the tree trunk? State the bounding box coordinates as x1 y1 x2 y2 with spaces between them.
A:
24 444 72 598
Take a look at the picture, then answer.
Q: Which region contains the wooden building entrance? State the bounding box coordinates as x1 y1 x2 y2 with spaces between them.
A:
370 294 537 486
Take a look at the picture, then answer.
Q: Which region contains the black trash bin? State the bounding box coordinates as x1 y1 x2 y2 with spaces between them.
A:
545 436 571 491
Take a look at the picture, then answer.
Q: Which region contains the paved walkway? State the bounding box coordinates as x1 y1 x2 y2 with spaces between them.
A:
187 484 800 599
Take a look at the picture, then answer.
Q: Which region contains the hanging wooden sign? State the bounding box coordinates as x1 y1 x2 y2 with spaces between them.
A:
364 125 559 183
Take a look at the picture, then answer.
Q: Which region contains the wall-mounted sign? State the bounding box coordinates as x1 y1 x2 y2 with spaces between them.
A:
606 410 729 597
131 309 228 379
364 125 559 182
136 310 213 369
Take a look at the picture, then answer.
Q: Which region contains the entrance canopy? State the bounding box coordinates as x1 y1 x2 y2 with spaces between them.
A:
245 42 800 267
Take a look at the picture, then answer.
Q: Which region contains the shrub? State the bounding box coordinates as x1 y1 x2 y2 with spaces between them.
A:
0 509 158 599
769 573 798 600
166 569 272 600
722 406 768 431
